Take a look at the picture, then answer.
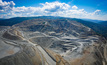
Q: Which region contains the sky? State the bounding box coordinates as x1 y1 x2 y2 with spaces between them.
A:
0 0 107 20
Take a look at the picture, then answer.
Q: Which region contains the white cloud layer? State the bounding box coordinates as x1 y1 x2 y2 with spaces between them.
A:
0 0 15 13
92 10 101 15
0 1 106 20
72 5 78 9
41 1 70 12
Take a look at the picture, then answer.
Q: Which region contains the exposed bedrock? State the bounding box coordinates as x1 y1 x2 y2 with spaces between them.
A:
0 45 43 65
0 29 69 65
0 19 107 65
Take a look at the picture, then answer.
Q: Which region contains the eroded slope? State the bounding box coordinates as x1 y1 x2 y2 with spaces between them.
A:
0 28 69 65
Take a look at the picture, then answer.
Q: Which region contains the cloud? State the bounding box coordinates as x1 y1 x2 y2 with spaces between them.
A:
0 1 106 20
92 10 101 15
41 1 70 12
72 5 78 9
0 0 15 12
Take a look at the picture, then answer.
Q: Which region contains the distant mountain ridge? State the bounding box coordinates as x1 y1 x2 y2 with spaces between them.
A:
82 18 107 27
82 18 103 23
0 16 67 26
0 18 4 20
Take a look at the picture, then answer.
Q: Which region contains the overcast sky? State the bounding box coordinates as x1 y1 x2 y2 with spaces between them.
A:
0 0 107 20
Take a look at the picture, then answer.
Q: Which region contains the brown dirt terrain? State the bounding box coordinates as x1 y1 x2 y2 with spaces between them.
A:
45 48 70 65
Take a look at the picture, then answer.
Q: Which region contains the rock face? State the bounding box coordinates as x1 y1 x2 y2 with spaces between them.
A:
0 18 106 65
93 38 107 65
0 45 42 65
70 37 107 65
14 19 99 60
0 27 69 65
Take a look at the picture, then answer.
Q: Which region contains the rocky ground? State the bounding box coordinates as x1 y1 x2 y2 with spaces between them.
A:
0 19 107 65
0 27 69 65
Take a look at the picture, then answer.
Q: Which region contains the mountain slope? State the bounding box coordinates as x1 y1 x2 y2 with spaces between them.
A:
14 18 107 65
99 21 107 27
0 27 69 65
0 17 107 65
82 19 102 23
0 16 65 26
0 16 106 39
0 17 35 26
71 18 107 38
13 18 99 60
